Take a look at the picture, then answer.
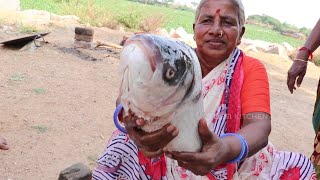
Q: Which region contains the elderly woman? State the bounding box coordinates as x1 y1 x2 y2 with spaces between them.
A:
93 0 316 179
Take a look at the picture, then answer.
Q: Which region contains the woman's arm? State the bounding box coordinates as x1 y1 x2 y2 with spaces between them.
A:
287 19 320 93
234 112 271 157
297 19 320 59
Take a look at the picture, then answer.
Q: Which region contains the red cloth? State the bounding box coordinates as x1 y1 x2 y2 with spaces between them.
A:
138 151 166 180
279 167 300 180
241 54 270 115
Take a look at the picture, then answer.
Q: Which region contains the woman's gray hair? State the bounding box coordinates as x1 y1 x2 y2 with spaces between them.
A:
194 0 245 28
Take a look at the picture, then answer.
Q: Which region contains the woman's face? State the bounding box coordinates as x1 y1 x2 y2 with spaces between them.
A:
193 0 244 62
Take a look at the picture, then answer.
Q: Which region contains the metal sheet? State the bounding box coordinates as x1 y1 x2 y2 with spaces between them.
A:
0 32 50 47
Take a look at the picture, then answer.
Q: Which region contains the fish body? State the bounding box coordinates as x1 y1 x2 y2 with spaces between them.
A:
119 34 204 152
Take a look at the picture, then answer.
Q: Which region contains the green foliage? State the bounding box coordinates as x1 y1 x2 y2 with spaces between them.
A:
247 15 262 22
312 54 320 66
20 0 306 47
281 22 298 32
116 10 143 30
247 14 282 29
19 24 39 33
21 0 194 32
10 74 25 82
299 27 311 36
262 15 282 28
244 24 304 48
247 14 311 37
139 13 166 32
33 88 46 94
31 125 48 133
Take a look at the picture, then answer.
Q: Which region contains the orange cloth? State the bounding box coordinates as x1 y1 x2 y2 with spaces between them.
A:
241 55 270 115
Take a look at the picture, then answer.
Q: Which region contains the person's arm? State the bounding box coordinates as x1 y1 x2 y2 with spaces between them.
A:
165 57 271 175
297 19 320 60
236 112 270 156
165 114 271 176
238 57 271 156
287 19 320 93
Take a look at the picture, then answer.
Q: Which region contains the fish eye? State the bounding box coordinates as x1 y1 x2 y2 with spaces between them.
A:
166 68 175 80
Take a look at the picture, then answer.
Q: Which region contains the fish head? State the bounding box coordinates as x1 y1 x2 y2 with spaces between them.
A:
119 34 200 121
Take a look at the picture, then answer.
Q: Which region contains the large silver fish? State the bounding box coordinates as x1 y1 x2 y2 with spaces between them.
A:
119 34 204 152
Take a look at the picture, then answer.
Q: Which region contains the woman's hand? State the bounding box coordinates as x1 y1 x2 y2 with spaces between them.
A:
123 113 179 158
287 60 308 94
165 119 230 176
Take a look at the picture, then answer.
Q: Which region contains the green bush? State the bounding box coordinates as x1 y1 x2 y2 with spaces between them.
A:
116 10 143 30
312 54 320 66
139 13 166 32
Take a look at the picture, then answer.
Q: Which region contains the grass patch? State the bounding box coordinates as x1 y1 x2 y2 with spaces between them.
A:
18 24 39 33
20 0 304 48
31 125 48 133
312 54 320 66
10 74 25 82
244 24 304 48
33 88 46 94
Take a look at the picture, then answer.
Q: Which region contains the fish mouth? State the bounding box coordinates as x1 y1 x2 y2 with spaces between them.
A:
125 35 161 72
128 105 162 123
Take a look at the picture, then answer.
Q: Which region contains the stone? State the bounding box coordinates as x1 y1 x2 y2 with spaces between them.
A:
18 10 51 25
51 14 80 23
244 45 259 53
74 34 93 42
155 28 169 37
74 40 93 49
266 44 288 58
241 38 273 52
175 27 189 39
75 27 94 36
58 163 92 180
169 28 179 38
0 0 20 11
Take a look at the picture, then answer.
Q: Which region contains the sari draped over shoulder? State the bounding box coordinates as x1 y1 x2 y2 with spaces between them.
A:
92 49 316 180
310 79 320 177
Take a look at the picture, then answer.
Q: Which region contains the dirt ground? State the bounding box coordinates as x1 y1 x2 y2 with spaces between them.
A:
0 23 319 180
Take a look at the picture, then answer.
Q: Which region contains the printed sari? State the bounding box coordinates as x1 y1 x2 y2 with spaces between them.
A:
92 49 316 180
310 79 320 178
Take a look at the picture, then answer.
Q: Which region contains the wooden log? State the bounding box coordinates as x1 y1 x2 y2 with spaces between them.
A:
96 41 123 49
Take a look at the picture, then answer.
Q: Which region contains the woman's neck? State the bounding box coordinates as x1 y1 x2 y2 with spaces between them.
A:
196 51 225 77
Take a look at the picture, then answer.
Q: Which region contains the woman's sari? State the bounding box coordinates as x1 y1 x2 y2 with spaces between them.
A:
310 79 320 177
92 49 316 180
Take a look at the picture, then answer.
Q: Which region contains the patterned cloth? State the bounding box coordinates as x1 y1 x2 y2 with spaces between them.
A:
93 49 316 180
311 79 320 178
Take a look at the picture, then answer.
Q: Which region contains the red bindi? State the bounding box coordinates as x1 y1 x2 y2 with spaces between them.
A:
216 9 221 14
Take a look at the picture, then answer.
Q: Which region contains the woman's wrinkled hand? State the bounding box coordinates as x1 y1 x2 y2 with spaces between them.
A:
287 60 308 94
165 119 229 176
123 113 179 158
